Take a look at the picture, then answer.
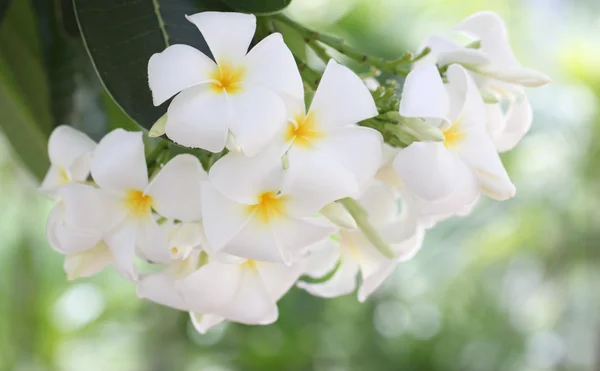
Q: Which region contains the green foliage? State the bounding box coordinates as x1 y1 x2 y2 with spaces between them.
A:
221 0 292 14
72 0 231 129
0 0 50 179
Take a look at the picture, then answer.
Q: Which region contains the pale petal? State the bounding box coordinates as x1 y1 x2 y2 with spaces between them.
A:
48 125 96 170
393 142 462 201
165 85 229 152
60 184 126 233
255 260 306 301
282 150 359 216
271 216 337 264
186 12 256 64
201 182 252 251
69 153 93 183
145 154 206 221
91 129 148 193
40 165 66 196
459 127 516 200
190 312 225 334
148 44 217 105
415 35 462 66
48 211 104 255
104 221 139 281
208 149 284 204
358 181 398 227
315 126 383 195
64 242 112 280
221 216 283 263
178 260 242 312
437 48 491 68
445 64 487 127
137 270 189 311
227 85 287 156
475 65 551 88
308 60 377 130
494 97 532 152
244 33 304 104
297 258 359 298
400 64 450 126
357 259 397 302
217 268 278 325
137 218 169 264
302 239 340 278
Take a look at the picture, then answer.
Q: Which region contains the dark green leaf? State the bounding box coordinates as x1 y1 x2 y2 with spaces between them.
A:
221 0 292 14
0 0 10 25
73 0 231 129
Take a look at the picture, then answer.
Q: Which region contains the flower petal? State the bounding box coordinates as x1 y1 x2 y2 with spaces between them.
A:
60 184 126 233
201 182 252 251
137 218 169 264
178 259 241 311
302 239 340 278
494 97 532 152
190 312 225 334
308 60 377 130
138 269 189 311
446 64 487 126
148 44 217 106
400 64 450 126
244 33 304 106
104 221 139 281
186 12 256 64
358 181 398 227
146 154 206 221
271 216 337 264
47 205 103 254
221 216 283 263
297 257 359 298
255 260 306 301
48 125 96 170
64 242 112 280
227 85 287 156
208 149 284 204
393 142 462 201
315 126 383 195
459 126 516 200
91 129 148 193
165 85 229 152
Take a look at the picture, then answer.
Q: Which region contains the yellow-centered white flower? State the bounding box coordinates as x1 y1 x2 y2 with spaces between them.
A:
297 181 423 302
204 149 340 264
416 12 549 151
148 12 302 156
280 59 382 199
40 125 96 197
393 64 516 208
57 129 205 280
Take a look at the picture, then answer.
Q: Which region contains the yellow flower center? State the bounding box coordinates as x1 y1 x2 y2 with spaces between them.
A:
240 259 257 271
247 192 286 223
210 62 245 94
58 167 70 184
442 120 465 149
284 112 324 149
124 190 153 218
170 247 179 255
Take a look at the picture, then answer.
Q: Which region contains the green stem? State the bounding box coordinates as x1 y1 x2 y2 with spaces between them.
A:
274 14 422 76
145 139 168 166
339 198 396 259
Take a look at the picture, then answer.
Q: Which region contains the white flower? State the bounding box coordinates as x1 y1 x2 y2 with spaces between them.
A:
148 12 302 156
178 255 307 325
40 125 96 197
281 59 382 198
58 129 206 280
417 12 549 151
203 148 339 264
393 64 515 212
297 181 423 302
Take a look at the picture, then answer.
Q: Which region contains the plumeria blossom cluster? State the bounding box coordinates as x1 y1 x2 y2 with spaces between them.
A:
40 11 549 334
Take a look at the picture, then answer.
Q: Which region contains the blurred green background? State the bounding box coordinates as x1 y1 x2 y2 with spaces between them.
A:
1 0 599 370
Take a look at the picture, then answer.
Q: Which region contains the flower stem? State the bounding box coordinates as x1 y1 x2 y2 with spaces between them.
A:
273 15 424 76
339 198 396 259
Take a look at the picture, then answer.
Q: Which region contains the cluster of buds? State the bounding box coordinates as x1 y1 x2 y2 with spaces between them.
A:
40 11 549 333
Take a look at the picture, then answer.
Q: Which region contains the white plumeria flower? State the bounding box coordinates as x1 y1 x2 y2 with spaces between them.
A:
148 12 302 156
377 144 478 228
416 12 549 151
46 203 113 280
297 181 423 302
203 148 339 264
393 64 515 211
58 129 205 280
281 59 382 198
178 254 307 325
40 125 96 196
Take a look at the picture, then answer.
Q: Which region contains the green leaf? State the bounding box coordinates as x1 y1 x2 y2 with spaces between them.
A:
73 0 231 130
0 0 10 25
0 57 49 180
221 0 292 14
